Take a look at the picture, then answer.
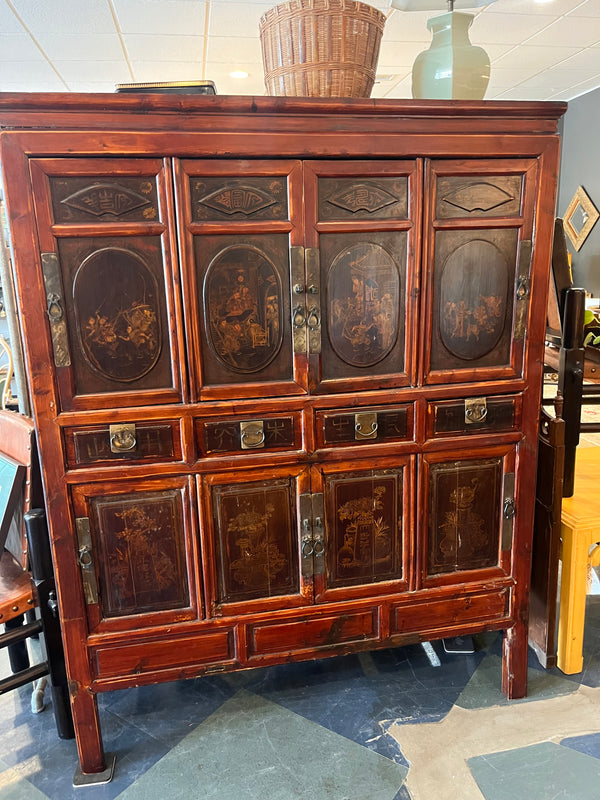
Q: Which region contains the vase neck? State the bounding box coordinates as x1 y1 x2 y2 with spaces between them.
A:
426 11 475 45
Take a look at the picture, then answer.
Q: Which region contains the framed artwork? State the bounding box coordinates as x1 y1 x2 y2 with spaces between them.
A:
564 186 599 252
0 453 25 552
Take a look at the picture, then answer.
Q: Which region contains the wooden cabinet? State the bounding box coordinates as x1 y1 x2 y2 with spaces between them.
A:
0 93 565 778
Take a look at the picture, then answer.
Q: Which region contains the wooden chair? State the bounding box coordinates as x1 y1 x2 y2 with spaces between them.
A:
0 409 73 739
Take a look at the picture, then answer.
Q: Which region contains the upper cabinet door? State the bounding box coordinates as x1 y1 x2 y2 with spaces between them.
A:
177 160 306 401
421 159 539 385
303 161 419 394
29 158 185 412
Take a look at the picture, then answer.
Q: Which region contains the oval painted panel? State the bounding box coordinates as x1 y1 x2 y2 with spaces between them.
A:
439 240 508 361
327 242 400 368
73 247 161 382
204 245 283 374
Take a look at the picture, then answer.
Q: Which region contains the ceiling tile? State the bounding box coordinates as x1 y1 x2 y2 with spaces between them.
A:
378 40 429 69
34 34 124 61
112 0 206 36
0 34 44 61
482 0 586 14
471 12 559 45
516 67 598 90
206 35 262 63
209 2 273 36
9 0 116 35
568 0 600 17
0 2 27 33
131 60 212 83
494 44 581 70
526 16 600 47
52 60 129 83
0 59 65 84
122 34 206 62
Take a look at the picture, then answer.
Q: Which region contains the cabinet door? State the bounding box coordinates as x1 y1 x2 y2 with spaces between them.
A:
29 158 184 411
303 161 419 393
420 446 514 588
70 476 199 634
201 466 311 616
177 160 306 401
421 160 539 385
311 457 413 602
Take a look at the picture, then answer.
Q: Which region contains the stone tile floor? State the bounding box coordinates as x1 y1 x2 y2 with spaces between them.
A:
2 595 600 800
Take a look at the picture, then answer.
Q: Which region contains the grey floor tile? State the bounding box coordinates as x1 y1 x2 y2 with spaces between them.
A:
116 689 408 800
468 741 600 800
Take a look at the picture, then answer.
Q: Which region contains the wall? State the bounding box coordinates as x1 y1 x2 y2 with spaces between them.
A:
557 85 600 298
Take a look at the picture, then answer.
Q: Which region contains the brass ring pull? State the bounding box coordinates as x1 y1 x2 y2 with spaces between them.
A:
516 277 529 300
503 498 516 520
301 538 314 557
47 292 64 322
110 431 137 451
465 406 488 423
240 427 265 449
78 545 93 569
355 420 378 437
307 306 320 329
293 305 306 329
313 540 325 557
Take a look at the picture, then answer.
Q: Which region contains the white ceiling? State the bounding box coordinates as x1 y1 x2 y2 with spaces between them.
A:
0 0 599 101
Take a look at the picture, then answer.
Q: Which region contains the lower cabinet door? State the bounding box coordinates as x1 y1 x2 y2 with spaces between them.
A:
420 445 515 588
311 457 413 602
202 465 313 616
70 476 199 633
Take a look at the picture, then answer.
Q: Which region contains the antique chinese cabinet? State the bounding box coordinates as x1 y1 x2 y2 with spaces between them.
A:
0 94 565 779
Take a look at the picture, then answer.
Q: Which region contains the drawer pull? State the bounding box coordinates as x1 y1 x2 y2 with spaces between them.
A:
78 545 94 569
465 398 487 424
293 305 306 328
46 292 64 322
240 420 265 449
355 412 378 440
109 424 137 453
307 306 321 330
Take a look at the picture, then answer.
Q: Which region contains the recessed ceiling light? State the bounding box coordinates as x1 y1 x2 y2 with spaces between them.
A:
230 71 249 79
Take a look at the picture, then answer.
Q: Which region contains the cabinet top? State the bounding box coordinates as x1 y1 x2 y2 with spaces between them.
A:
0 92 566 136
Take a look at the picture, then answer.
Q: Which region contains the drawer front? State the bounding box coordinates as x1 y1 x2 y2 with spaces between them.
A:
247 607 379 657
390 589 509 635
94 629 235 678
197 414 300 455
65 421 180 467
427 395 520 438
317 405 413 448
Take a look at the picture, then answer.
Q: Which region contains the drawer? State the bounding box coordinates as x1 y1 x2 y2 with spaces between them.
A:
247 608 379 657
64 420 181 467
316 404 413 448
390 589 509 635
94 629 235 678
196 413 300 455
427 395 521 438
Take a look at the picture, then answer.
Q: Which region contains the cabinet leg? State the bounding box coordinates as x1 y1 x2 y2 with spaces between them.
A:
557 524 593 675
70 688 115 785
502 621 528 699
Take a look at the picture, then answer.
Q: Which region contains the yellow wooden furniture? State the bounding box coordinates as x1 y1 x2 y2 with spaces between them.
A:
558 446 600 673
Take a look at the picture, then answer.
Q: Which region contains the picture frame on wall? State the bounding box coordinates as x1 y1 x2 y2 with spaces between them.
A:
0 453 25 553
564 185 599 252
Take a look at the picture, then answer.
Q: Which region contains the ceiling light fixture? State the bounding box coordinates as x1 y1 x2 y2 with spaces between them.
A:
390 0 498 99
230 71 249 80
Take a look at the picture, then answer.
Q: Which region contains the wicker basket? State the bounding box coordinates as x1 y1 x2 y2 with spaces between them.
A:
259 0 386 98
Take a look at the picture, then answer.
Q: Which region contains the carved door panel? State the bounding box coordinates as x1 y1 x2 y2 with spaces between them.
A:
202 466 311 616
70 476 198 634
311 457 413 602
29 158 184 411
421 160 539 384
177 160 306 401
303 161 419 393
420 446 515 588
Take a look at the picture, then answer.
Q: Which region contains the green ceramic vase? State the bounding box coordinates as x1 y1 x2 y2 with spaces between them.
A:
412 11 490 100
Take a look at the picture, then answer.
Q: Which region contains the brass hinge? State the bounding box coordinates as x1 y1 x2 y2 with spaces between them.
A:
75 517 98 604
41 252 71 367
514 239 532 342
291 246 307 355
290 246 321 356
502 472 516 551
299 492 325 578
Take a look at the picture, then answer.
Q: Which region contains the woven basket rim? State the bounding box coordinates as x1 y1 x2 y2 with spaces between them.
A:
259 0 386 29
